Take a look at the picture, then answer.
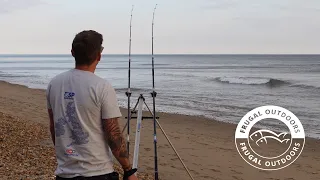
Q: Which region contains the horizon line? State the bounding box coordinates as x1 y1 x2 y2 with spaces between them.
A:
0 53 320 56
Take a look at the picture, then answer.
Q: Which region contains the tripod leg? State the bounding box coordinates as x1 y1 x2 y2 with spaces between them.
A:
132 96 144 172
144 101 154 115
122 96 141 134
132 98 139 112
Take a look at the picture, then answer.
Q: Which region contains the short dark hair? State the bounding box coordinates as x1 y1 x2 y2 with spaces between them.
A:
72 30 103 66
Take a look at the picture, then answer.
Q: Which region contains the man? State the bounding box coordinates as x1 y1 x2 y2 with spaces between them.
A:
46 30 138 180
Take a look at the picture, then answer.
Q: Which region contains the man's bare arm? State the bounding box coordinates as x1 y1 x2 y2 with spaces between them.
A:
48 109 55 146
103 117 131 171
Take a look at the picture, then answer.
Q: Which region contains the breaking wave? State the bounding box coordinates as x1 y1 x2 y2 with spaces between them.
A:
214 77 290 87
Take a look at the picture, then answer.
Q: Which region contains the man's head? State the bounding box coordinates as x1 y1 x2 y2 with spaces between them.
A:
71 30 104 67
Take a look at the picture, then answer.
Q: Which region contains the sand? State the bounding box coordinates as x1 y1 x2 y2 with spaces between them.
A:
0 80 319 180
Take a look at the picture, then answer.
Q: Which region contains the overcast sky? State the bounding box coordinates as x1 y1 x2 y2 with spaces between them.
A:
0 0 319 54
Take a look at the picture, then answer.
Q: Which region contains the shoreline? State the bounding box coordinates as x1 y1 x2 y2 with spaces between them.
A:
1 80 319 140
1 80 320 180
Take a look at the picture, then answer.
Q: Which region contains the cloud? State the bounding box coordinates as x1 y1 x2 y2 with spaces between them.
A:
0 0 44 14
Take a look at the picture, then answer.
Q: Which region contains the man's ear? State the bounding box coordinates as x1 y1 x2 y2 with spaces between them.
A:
97 53 101 62
71 49 75 57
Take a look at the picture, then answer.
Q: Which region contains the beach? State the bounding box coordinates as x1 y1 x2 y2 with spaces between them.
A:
0 80 320 180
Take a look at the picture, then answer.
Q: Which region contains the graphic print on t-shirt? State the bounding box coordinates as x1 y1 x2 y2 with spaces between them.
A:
64 92 75 99
55 92 89 148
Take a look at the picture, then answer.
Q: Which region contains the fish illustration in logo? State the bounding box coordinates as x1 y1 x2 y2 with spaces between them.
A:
249 129 290 146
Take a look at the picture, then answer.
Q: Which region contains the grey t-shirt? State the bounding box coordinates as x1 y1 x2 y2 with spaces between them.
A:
46 69 122 178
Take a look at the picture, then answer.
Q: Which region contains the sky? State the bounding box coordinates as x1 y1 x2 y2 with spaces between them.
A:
0 0 319 54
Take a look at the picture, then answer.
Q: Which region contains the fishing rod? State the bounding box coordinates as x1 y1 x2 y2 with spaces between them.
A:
120 5 194 180
151 4 159 180
125 5 134 155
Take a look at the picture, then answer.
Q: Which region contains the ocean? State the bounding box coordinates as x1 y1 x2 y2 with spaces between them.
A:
0 54 319 138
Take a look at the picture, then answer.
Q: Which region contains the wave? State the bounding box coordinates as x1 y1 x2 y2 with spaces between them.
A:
0 73 39 78
115 88 151 92
214 77 290 87
140 63 171 66
290 84 320 90
160 73 196 78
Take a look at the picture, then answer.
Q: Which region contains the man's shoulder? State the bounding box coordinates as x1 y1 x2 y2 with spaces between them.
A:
93 75 110 84
47 69 113 90
48 70 71 85
86 74 112 89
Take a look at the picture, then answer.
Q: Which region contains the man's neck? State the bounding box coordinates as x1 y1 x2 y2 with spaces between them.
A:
75 65 96 73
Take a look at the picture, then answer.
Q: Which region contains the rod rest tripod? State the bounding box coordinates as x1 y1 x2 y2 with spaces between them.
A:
125 94 159 120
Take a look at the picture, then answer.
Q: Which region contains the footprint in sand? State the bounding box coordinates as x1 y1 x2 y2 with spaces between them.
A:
171 157 178 161
190 170 200 175
218 147 232 151
173 136 180 140
232 175 243 180
144 148 151 152
201 175 215 179
197 142 209 146
210 168 221 172
192 162 200 166
231 169 243 175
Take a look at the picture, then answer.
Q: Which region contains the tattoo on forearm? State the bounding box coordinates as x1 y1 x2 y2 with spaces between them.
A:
103 118 131 170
